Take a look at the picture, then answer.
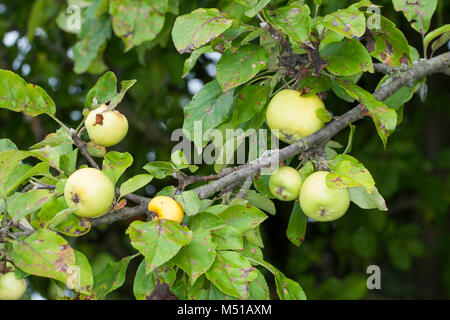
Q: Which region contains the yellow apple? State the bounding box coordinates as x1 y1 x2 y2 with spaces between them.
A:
0 272 27 300
266 89 326 143
148 196 184 223
64 167 115 218
299 171 350 222
269 166 303 201
85 104 128 147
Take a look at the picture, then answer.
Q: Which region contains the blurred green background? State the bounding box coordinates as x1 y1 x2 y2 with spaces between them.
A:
0 0 448 299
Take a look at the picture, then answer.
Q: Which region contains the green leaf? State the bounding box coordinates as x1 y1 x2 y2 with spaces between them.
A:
0 151 30 197
127 220 192 274
172 230 217 285
27 0 56 41
84 71 118 109
29 128 73 150
348 186 387 211
27 143 73 172
248 269 270 299
7 189 54 221
320 8 366 39
60 149 78 176
109 0 168 51
35 197 91 237
326 154 375 193
232 85 268 126
216 44 267 92
212 225 243 250
10 229 78 289
297 73 332 96
172 8 233 54
298 161 315 182
366 14 412 66
431 31 450 53
44 207 78 229
244 0 271 17
183 80 235 148
133 260 176 300
73 250 94 294
4 162 50 196
392 0 437 34
335 79 397 147
0 139 18 152
244 256 306 300
182 46 214 78
253 173 275 199
245 190 276 215
286 201 306 247
92 255 137 299
320 38 374 76
102 151 133 185
243 226 264 248
315 107 333 123
119 174 153 198
72 0 112 74
265 5 311 43
424 24 450 57
188 212 225 232
143 161 175 179
218 205 267 234
174 190 202 216
205 251 258 299
0 69 56 116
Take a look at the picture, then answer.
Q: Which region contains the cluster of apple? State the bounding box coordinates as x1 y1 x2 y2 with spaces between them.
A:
64 105 183 224
266 90 350 222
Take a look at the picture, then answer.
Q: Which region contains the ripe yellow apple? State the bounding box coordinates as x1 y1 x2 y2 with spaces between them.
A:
0 272 27 300
148 196 184 223
266 89 326 143
269 166 302 201
64 167 115 218
299 171 350 222
85 104 128 147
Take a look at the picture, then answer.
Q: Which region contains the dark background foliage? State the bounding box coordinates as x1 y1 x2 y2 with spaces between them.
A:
0 0 448 299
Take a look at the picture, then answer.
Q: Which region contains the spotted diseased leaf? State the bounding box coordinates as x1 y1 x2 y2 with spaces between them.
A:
392 0 437 34
253 174 275 199
265 5 311 44
335 79 397 147
172 230 217 285
243 0 271 17
10 229 79 289
365 14 411 66
92 255 137 299
248 269 270 300
349 186 387 211
27 143 73 172
217 205 268 234
320 8 366 39
127 220 192 274
0 69 56 116
72 0 112 74
172 8 233 54
320 38 374 76
133 260 176 300
7 189 55 221
33 197 91 237
241 255 306 300
297 73 332 97
109 0 168 51
188 212 225 232
205 251 258 299
286 201 306 247
326 154 375 193
102 151 133 185
244 190 276 215
212 225 243 250
216 44 267 92
232 85 269 126
182 80 235 148
85 71 117 109
73 250 94 294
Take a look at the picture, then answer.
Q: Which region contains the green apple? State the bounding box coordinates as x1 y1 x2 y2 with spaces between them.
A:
266 89 326 143
64 167 115 218
269 166 303 201
299 171 350 222
85 104 128 147
0 272 27 300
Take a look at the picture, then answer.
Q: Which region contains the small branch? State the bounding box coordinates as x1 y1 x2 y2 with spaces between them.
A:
89 202 148 227
71 131 100 170
232 175 254 201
